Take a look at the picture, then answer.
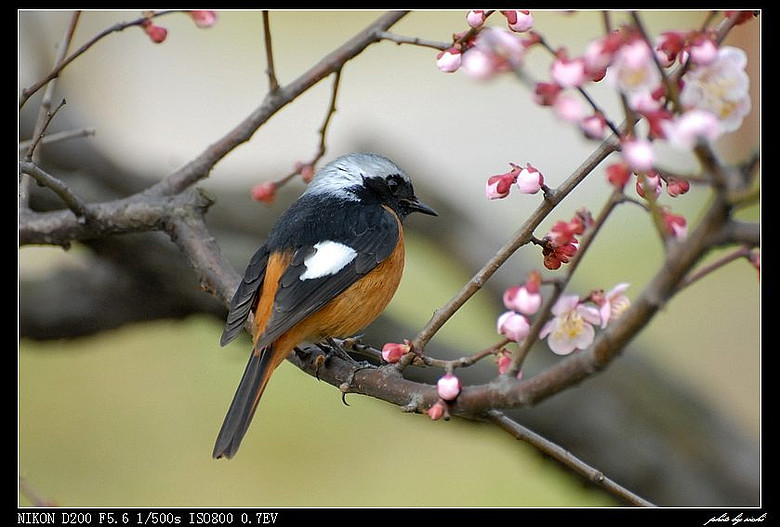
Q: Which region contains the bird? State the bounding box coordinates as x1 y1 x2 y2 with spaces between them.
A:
213 152 437 459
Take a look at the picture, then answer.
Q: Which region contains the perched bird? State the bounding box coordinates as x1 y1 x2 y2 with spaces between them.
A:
214 152 437 459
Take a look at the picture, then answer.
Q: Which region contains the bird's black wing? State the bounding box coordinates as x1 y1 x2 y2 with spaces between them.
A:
255 206 399 349
220 244 270 346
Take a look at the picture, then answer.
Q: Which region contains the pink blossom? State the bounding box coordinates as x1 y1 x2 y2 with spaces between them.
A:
662 109 722 150
467 10 487 28
662 209 687 240
593 283 631 328
503 279 542 315
551 56 587 88
497 311 530 342
461 27 525 79
485 170 518 200
381 341 411 363
665 175 691 197
540 295 601 355
427 400 447 420
190 10 217 28
533 82 562 106
687 35 718 66
635 171 662 200
437 373 462 401
580 113 607 140
606 162 631 189
553 93 585 123
142 20 168 43
607 39 661 95
680 46 751 133
436 47 462 73
655 31 686 67
502 10 533 32
621 138 654 172
496 350 512 374
515 163 544 194
251 181 276 204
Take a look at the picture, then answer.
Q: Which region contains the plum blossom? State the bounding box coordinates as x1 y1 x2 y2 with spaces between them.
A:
679 46 751 133
551 56 587 88
662 109 722 150
436 47 462 73
467 10 487 28
606 39 661 95
251 181 276 204
502 10 533 32
427 399 447 420
381 341 411 363
622 137 654 172
540 295 601 355
437 373 462 401
503 271 542 315
515 163 545 194
661 209 687 240
461 27 526 80
190 10 217 28
593 283 631 328
497 311 530 342
553 92 585 123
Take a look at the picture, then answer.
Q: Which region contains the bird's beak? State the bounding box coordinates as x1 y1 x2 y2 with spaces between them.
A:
404 197 438 216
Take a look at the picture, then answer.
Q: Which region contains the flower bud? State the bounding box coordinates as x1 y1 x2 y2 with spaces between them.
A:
497 311 530 342
437 373 462 401
251 181 276 204
381 341 411 363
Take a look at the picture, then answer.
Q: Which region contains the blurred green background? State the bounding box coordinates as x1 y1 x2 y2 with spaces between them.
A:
19 10 760 507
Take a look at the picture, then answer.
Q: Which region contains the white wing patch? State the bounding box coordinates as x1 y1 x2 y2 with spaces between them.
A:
299 241 358 281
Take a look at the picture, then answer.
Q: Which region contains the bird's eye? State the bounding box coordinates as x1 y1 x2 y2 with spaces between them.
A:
386 175 401 195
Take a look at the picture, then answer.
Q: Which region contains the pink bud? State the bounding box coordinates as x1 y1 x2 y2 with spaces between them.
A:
665 175 690 197
427 400 447 420
251 181 276 204
515 163 544 194
551 56 587 88
688 35 718 65
466 10 486 28
485 171 517 200
553 93 585 123
502 10 533 32
381 341 411 363
533 82 562 106
496 352 511 374
142 20 168 43
436 47 462 73
661 209 687 239
622 138 654 172
497 311 530 342
635 171 662 200
190 10 217 28
606 162 631 189
580 113 607 140
437 373 462 401
503 284 542 315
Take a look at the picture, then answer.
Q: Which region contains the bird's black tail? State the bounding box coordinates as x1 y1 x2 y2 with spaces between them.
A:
213 346 276 459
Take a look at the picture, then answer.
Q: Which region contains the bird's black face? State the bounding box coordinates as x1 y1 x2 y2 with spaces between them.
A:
361 174 438 220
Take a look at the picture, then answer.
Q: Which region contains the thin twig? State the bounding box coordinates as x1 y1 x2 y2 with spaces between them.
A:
376 31 450 50
24 98 67 162
262 11 279 93
676 245 755 292
18 127 95 152
19 161 92 222
487 410 655 507
19 10 181 108
275 68 343 189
